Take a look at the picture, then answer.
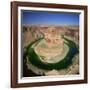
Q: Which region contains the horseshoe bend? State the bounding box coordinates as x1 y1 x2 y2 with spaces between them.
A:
25 27 79 70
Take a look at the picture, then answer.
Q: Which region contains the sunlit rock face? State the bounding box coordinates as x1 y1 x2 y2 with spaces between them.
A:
34 27 65 63
45 70 60 76
44 27 64 48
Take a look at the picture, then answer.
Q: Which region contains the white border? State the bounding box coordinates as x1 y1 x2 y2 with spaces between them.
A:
18 6 84 83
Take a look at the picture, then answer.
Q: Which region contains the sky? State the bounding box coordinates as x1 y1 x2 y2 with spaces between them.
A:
21 10 79 26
